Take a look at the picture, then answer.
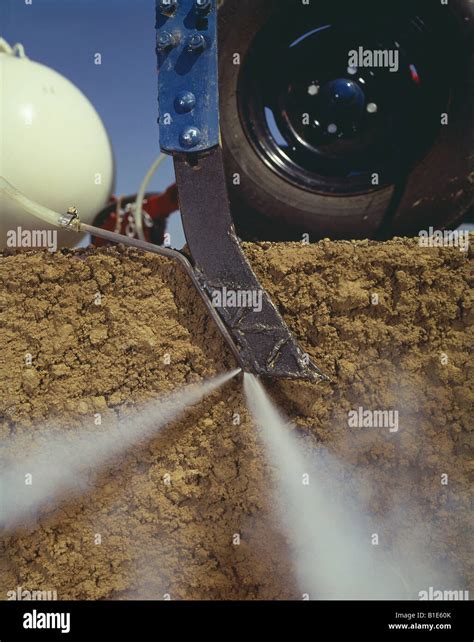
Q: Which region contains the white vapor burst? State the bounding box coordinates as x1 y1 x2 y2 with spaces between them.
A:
244 373 446 600
0 369 240 531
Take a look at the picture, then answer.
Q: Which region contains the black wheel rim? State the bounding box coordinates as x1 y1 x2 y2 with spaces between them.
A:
238 2 452 196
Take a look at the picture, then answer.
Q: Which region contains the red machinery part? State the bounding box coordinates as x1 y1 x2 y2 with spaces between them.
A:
91 184 179 246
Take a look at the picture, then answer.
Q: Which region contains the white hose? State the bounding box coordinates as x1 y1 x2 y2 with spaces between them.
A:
1 153 170 239
134 154 167 241
0 177 68 228
0 37 28 58
0 178 244 364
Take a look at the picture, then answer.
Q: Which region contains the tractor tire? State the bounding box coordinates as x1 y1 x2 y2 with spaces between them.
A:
218 0 474 241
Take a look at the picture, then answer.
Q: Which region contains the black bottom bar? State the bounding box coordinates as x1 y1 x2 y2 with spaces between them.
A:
0 600 471 642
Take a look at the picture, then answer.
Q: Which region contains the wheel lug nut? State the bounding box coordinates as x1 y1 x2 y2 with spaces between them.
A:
175 91 196 113
180 126 202 148
157 31 177 52
158 0 178 16
187 33 206 52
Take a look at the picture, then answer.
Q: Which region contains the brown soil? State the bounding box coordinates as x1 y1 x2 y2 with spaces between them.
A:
0 238 472 600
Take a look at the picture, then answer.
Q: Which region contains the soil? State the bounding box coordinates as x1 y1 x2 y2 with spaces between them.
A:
0 238 472 600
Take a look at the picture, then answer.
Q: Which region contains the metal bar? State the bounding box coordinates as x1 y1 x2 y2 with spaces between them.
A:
154 0 326 382
174 150 327 382
78 223 245 368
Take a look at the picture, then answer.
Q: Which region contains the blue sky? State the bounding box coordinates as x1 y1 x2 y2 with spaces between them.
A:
1 0 185 246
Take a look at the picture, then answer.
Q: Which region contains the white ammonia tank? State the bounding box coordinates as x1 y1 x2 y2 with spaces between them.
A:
0 39 114 249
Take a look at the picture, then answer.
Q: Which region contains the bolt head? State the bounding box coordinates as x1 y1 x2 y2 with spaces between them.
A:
158 0 178 16
157 31 176 52
367 102 378 114
180 127 202 148
187 33 206 52
195 0 212 15
175 91 197 114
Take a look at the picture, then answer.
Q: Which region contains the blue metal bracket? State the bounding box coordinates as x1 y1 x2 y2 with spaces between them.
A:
156 0 219 153
154 0 326 382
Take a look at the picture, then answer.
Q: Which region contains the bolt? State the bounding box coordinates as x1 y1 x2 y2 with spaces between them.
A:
195 0 212 15
175 91 197 113
327 123 338 134
158 0 178 16
367 102 378 114
308 83 319 96
157 31 177 52
180 126 202 148
187 33 206 52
